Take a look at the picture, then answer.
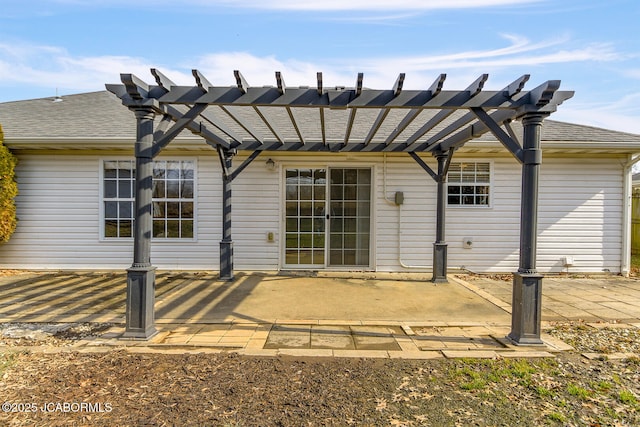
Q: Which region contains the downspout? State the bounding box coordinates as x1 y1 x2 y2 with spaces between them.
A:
621 154 640 277
382 153 397 206
383 153 431 270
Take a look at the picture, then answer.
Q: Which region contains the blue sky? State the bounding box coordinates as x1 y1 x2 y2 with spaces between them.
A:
0 0 638 133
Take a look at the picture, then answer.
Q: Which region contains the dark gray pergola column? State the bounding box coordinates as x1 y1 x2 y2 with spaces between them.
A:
432 151 449 283
219 148 236 281
124 106 157 339
508 113 547 345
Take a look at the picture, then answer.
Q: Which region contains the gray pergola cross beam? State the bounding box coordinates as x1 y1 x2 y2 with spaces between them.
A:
415 75 530 154
152 78 562 111
106 69 573 345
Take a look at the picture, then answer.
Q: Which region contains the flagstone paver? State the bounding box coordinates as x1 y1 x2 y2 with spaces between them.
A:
1 271 638 358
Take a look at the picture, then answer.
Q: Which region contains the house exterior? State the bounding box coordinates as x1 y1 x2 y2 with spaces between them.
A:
1 90 639 275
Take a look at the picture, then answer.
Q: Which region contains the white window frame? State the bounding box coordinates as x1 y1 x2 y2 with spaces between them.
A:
99 157 198 241
446 160 493 208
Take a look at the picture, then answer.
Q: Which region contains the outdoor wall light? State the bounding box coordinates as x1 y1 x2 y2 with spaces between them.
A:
265 158 276 171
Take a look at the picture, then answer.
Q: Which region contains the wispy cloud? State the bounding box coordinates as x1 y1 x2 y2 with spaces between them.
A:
50 0 544 11
0 41 190 93
0 34 635 134
0 34 621 90
200 0 543 11
190 35 619 89
552 92 640 134
622 68 640 80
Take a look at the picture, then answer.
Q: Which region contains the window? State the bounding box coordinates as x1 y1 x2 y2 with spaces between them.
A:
102 160 195 239
104 160 134 238
447 162 490 206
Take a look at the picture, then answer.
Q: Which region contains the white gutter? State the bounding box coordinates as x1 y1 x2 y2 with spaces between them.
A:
621 154 640 276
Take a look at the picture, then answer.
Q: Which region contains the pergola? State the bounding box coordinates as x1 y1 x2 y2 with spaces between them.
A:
106 69 573 345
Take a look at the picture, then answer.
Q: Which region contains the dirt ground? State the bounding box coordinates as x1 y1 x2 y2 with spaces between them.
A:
0 322 639 426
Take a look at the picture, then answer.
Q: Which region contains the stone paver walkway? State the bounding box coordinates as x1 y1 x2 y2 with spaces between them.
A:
0 271 638 359
453 274 640 322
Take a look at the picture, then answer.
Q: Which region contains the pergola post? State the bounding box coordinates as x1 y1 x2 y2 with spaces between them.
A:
509 113 547 345
432 151 449 283
219 148 236 281
124 106 157 339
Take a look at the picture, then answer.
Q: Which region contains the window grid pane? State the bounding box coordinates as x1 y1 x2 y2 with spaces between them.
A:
104 160 195 239
447 162 490 207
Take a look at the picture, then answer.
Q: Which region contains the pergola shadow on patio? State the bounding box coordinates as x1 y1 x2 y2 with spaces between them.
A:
0 271 510 325
153 273 511 325
106 69 573 344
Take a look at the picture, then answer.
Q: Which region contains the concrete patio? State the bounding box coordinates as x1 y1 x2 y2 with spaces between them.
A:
0 271 638 358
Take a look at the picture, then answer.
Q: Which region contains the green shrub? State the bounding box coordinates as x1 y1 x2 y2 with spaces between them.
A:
0 125 18 242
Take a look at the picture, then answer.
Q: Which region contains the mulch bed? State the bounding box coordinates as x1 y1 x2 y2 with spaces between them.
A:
0 322 639 426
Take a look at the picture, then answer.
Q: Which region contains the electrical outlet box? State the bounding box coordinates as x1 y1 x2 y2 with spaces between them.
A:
267 231 275 242
463 237 473 249
395 191 404 205
562 256 574 266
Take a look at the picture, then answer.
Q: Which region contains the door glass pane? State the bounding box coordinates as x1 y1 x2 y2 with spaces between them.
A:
285 167 370 268
284 168 326 266
312 251 324 264
344 218 357 232
299 250 313 264
343 250 356 265
300 185 312 200
330 185 343 200
344 185 357 200
300 218 312 232
328 168 371 267
286 250 298 265
344 202 357 216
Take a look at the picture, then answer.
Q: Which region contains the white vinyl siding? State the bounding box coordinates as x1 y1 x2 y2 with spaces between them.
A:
232 153 280 270
0 154 217 269
537 158 623 274
374 155 623 274
374 155 434 270
0 151 625 274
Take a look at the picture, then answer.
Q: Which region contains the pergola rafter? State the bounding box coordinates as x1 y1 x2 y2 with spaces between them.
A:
109 69 571 153
106 69 573 346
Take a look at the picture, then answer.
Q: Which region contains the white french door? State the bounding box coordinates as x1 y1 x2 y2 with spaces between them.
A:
284 167 371 268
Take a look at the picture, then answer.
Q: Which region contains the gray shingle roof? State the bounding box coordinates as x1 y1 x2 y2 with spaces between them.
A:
1 90 639 147
0 91 136 139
